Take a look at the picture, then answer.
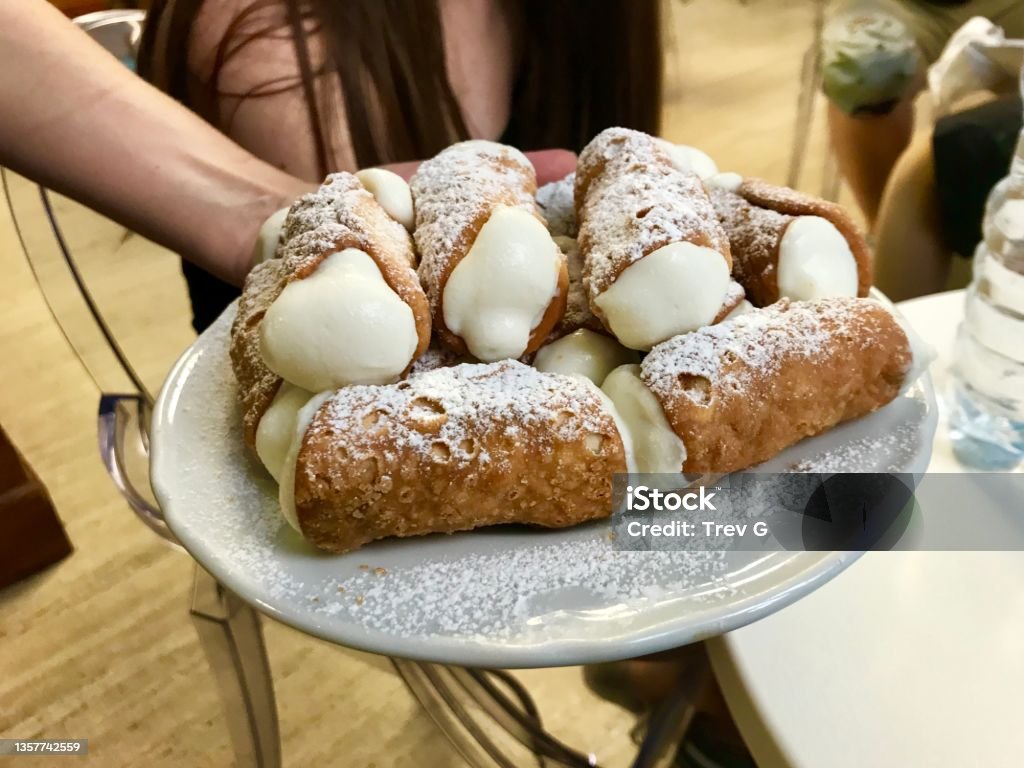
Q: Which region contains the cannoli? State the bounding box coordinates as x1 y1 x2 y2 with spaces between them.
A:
257 173 431 393
411 141 568 362
537 172 577 238
575 128 732 351
280 361 632 553
631 297 912 474
707 175 871 307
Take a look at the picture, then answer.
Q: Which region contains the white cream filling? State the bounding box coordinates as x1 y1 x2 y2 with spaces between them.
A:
777 216 859 301
705 172 743 192
255 383 314 482
724 299 755 319
442 205 561 361
602 364 687 474
278 392 332 532
533 329 640 386
659 141 719 180
259 248 419 392
595 242 730 350
356 168 415 230
254 207 289 264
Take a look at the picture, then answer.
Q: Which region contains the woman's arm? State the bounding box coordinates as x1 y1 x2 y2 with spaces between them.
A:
0 0 313 286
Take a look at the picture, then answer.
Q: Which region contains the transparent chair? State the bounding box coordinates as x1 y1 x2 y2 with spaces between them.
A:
787 0 842 201
2 11 710 767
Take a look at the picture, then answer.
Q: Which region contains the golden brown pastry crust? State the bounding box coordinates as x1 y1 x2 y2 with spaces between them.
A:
574 128 732 329
230 260 285 448
729 179 872 303
713 281 747 324
708 188 790 307
641 298 911 474
292 361 628 553
549 236 607 339
410 142 568 356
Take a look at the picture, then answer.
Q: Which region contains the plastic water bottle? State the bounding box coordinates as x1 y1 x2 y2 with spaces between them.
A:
949 78 1024 469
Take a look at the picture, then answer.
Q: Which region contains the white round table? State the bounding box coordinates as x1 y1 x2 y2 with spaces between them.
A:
709 290 1024 768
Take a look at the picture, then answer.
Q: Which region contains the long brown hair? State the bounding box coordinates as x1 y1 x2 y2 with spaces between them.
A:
139 0 663 177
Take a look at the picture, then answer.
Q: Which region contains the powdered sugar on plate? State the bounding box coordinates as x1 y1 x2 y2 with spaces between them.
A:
790 423 923 473
152 304 934 664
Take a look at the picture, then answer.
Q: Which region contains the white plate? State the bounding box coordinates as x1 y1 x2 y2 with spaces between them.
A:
152 303 937 668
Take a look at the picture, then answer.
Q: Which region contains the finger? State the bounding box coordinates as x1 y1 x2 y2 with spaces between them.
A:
526 149 577 186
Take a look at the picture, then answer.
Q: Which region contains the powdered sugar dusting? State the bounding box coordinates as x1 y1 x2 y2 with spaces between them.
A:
790 423 922 473
709 186 790 285
309 541 729 639
279 173 416 276
410 141 539 309
155 304 933 655
576 128 729 300
537 172 577 237
408 344 467 375
642 298 869 404
724 280 746 305
307 361 613 471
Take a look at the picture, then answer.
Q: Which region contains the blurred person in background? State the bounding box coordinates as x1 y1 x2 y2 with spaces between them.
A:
821 0 1024 225
873 86 1022 300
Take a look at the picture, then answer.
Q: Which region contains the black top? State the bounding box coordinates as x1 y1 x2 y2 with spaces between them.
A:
933 96 1021 259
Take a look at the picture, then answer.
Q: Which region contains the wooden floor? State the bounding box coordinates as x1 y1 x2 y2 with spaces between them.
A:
0 2 879 765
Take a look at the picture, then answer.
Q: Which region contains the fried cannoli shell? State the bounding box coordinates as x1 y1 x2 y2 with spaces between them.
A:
713 281 747 324
229 260 285 448
292 361 628 553
640 298 911 474
550 236 606 339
